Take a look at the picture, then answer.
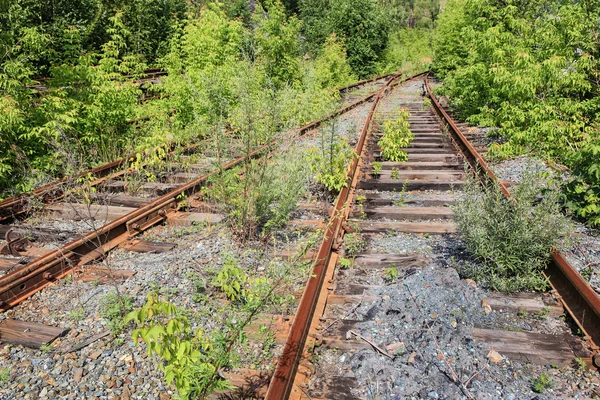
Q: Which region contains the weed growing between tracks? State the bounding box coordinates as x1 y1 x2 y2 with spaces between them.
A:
453 170 573 291
378 109 414 162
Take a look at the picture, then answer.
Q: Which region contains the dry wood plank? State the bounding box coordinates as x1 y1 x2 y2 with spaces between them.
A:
99 194 151 208
356 192 455 207
354 220 457 234
472 328 590 366
326 294 380 305
101 180 179 195
370 170 465 180
60 331 110 354
0 319 69 348
359 178 463 192
46 203 136 222
0 258 18 271
353 206 454 220
165 172 198 184
210 368 270 400
318 336 371 352
485 292 563 317
76 265 137 284
376 161 461 170
353 253 427 269
334 282 381 295
287 220 327 230
166 211 225 227
120 239 176 253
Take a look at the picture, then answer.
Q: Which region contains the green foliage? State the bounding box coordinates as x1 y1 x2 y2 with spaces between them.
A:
299 0 389 77
213 256 248 302
563 141 600 227
344 232 367 257
453 172 573 292
339 256 353 269
69 306 85 321
254 0 302 88
378 28 433 75
307 123 357 193
532 373 555 393
433 0 600 227
391 168 400 179
574 357 587 372
372 161 382 177
99 291 134 335
378 109 414 162
126 293 232 399
393 180 409 206
384 267 399 283
0 368 9 383
313 34 356 89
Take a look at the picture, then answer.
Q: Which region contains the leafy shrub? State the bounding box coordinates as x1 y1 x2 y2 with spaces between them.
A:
307 122 357 193
213 256 248 302
432 0 600 227
532 373 555 393
378 109 414 162
563 141 600 227
126 293 232 399
453 172 573 292
372 161 382 177
313 34 356 90
299 0 389 77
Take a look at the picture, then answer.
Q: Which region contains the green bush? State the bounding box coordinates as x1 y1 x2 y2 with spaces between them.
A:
432 0 600 227
307 122 357 193
453 172 573 292
378 109 414 162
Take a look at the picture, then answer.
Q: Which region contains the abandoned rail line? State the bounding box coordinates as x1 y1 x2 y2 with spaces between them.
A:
0 74 389 318
266 73 600 399
0 72 599 399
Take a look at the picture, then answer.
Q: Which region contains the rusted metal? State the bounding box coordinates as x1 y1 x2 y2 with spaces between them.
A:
0 76 397 312
424 74 600 356
265 72 419 399
0 229 31 256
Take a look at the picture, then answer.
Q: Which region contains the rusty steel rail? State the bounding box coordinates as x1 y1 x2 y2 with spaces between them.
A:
265 71 429 399
0 75 394 311
0 74 390 223
424 74 600 366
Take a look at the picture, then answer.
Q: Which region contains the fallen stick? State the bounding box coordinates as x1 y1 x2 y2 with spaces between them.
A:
347 330 395 360
61 331 110 354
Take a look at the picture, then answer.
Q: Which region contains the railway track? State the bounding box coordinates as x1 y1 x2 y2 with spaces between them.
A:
2 71 599 398
0 74 392 312
265 73 600 399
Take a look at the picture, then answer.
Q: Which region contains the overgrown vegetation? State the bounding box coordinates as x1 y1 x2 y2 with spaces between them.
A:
307 122 357 194
1 0 439 197
433 0 600 226
378 109 414 162
453 173 573 292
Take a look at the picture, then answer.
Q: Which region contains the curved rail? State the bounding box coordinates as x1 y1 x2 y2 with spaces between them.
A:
424 74 600 365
